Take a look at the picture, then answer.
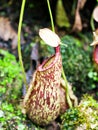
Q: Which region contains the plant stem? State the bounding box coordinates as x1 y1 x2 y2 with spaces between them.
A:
47 0 55 32
46 0 72 108
90 13 95 31
18 0 28 91
62 67 72 108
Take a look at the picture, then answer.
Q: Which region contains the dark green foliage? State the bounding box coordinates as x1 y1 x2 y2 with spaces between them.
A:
60 35 96 96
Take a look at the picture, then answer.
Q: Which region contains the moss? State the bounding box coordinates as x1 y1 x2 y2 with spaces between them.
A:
61 95 98 130
0 49 23 101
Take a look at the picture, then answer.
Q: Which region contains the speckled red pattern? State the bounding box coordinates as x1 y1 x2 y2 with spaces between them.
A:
23 46 62 125
93 45 98 64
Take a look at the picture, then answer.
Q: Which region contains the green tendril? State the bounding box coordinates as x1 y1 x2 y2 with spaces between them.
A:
47 0 55 32
18 0 28 91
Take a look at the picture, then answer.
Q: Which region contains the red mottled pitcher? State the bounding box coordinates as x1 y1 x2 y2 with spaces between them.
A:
22 28 63 125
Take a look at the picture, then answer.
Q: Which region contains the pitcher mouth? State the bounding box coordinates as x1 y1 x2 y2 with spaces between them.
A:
37 45 60 71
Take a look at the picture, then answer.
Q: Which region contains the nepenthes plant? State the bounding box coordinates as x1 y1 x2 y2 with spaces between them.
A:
22 28 67 125
18 0 75 126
